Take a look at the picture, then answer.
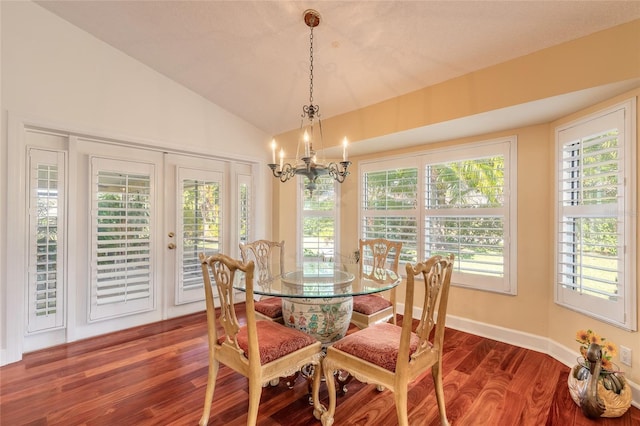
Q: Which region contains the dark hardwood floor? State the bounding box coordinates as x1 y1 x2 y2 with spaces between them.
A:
1 304 638 425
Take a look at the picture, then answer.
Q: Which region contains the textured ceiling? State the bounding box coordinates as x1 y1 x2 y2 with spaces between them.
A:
36 1 640 146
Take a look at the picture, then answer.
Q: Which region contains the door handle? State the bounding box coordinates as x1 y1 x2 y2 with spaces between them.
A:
167 243 176 249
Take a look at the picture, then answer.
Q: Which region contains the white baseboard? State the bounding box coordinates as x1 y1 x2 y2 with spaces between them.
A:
400 303 639 409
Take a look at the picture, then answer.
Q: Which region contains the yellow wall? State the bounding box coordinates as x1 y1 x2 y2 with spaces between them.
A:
337 122 553 333
273 20 640 383
276 20 640 151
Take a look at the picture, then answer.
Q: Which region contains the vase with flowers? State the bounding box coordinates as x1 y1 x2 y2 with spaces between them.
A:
567 329 631 418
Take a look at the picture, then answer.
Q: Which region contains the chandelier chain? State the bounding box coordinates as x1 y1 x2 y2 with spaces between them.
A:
309 25 314 105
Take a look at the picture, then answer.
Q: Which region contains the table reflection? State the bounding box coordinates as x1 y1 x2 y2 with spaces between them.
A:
234 262 400 344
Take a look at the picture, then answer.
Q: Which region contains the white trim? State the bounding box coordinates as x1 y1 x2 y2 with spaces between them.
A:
2 112 263 365
66 136 79 342
3 115 28 365
8 112 264 169
6 111 267 166
399 302 640 409
554 98 637 331
625 98 637 327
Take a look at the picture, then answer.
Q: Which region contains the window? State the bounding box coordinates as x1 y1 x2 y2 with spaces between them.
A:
360 138 517 294
555 100 636 330
90 157 155 320
177 170 222 304
424 145 515 293
299 175 339 263
238 174 252 252
360 160 419 264
27 149 66 333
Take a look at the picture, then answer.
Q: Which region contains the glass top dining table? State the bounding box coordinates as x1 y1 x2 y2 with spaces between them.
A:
233 262 401 344
233 261 400 299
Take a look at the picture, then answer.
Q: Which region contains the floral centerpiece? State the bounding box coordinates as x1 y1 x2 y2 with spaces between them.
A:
575 329 617 375
567 329 631 418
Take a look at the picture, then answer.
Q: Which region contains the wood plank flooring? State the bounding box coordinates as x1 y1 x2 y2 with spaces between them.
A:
1 305 638 425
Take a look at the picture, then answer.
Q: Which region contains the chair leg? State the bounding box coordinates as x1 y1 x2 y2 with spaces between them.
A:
432 359 450 426
390 287 397 325
199 358 219 426
311 361 325 420
247 376 263 426
394 389 409 426
320 359 337 426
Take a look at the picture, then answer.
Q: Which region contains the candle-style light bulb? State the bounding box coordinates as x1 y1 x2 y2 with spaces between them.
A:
303 130 310 158
279 148 284 170
342 137 349 162
271 139 277 164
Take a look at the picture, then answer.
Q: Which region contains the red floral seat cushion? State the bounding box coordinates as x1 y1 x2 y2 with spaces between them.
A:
219 320 316 365
352 294 392 315
254 297 283 318
331 322 419 372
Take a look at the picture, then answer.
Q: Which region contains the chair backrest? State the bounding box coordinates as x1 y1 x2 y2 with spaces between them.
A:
199 253 259 364
398 254 454 373
358 238 402 278
239 240 284 283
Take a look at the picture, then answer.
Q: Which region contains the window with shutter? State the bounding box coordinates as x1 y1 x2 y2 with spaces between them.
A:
361 165 419 264
360 138 517 294
555 100 637 330
27 149 66 333
178 172 222 304
238 174 252 253
300 175 338 263
424 150 513 293
90 158 155 320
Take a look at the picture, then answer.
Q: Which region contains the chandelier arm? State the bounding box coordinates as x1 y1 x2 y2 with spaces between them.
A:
327 161 352 183
268 163 297 183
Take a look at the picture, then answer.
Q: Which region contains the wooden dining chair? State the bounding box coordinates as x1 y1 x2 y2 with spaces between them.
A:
318 254 454 426
199 253 323 426
239 239 285 323
350 238 402 329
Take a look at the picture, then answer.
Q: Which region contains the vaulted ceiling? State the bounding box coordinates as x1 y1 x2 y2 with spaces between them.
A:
36 1 640 153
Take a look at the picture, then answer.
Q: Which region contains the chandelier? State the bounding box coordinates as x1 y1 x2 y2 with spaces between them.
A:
268 9 351 195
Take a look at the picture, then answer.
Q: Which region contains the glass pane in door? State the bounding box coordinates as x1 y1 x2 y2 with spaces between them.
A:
180 178 222 300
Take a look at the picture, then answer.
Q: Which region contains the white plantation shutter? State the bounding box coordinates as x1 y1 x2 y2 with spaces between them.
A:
27 149 66 333
424 149 512 293
424 216 504 276
238 174 252 255
559 131 620 297
300 175 338 262
361 160 420 264
90 158 155 320
360 139 517 294
177 170 223 304
555 100 636 330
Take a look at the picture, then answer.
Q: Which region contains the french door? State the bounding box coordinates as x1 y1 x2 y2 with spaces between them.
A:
164 154 228 318
164 154 254 318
